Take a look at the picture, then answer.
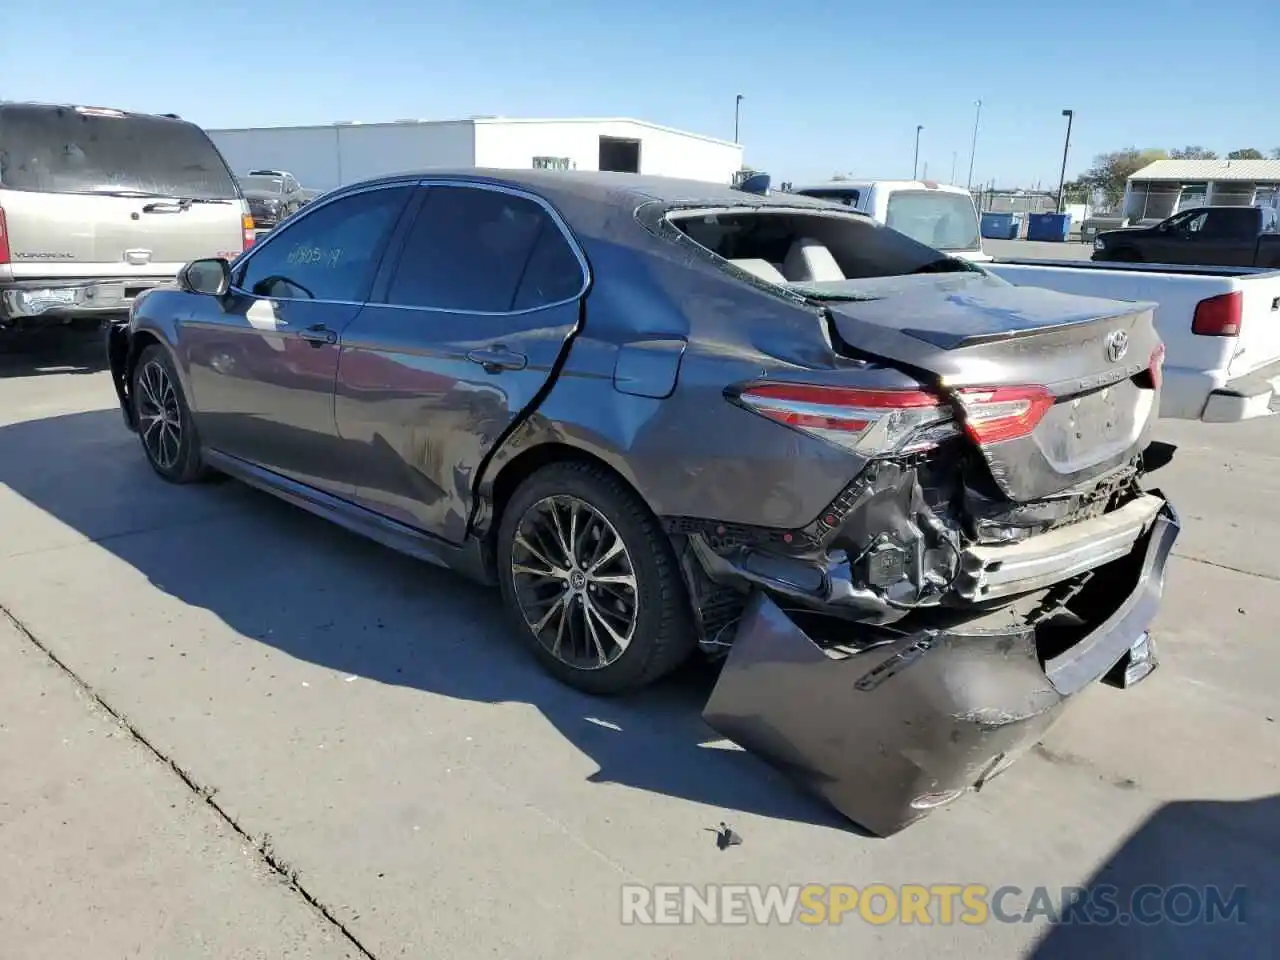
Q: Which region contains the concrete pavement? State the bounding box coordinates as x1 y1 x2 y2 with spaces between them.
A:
0 331 1277 958
0 600 357 959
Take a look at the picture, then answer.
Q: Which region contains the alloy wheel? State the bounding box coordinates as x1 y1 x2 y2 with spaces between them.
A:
510 495 638 670
136 360 183 471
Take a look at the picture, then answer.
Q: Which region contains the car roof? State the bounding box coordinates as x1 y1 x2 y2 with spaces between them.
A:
0 100 188 123
334 168 847 211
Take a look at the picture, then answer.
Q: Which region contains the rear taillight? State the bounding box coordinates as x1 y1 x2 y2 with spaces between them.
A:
954 385 1055 445
242 213 256 251
0 206 9 265
1148 344 1166 390
1192 291 1242 336
734 382 959 456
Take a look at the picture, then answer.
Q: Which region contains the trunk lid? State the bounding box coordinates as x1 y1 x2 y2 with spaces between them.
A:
816 274 1162 501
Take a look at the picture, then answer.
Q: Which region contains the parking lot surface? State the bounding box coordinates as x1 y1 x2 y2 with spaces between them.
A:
1 333 1277 959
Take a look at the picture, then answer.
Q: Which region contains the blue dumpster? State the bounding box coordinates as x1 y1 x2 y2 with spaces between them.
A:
1026 212 1073 242
980 211 1018 240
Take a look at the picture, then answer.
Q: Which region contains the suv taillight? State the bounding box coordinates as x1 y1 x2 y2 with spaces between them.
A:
1192 291 1242 336
242 213 256 251
0 207 10 265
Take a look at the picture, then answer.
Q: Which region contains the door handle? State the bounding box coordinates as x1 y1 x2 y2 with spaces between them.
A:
298 323 338 346
466 346 528 373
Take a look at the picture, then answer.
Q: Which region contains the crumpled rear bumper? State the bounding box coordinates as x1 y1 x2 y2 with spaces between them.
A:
702 496 1179 837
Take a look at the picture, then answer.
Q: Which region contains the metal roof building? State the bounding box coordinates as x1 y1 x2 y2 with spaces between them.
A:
207 117 745 193
1123 158 1280 222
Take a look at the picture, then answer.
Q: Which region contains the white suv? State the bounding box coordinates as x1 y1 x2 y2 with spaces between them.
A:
0 101 255 331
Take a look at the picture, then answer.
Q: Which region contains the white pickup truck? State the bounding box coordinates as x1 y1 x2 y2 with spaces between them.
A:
985 260 1280 422
782 180 1280 422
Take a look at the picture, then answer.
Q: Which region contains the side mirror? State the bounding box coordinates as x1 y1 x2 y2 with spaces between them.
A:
177 258 231 296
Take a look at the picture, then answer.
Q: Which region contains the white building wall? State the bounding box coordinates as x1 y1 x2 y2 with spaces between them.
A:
473 119 742 184
207 122 476 192
208 118 741 191
210 127 344 190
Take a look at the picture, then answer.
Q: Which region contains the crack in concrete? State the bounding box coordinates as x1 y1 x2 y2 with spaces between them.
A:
1172 551 1280 583
0 602 381 960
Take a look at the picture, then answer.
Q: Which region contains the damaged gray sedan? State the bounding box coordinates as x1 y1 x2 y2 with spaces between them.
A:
106 170 1178 836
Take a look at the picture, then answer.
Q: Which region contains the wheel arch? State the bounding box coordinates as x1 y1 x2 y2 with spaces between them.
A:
480 439 653 544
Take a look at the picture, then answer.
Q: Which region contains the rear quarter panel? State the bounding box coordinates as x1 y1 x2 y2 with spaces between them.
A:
481 226 882 533
984 261 1262 419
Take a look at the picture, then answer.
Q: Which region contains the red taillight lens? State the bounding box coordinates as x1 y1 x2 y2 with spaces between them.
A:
734 382 959 456
954 385 1055 445
0 207 10 265
242 213 256 251
1148 343 1166 390
1191 291 1242 336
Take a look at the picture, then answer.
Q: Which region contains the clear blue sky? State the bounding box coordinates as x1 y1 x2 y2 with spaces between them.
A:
6 0 1276 187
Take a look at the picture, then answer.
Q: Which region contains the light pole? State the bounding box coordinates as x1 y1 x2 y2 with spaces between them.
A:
913 125 923 179
966 98 982 191
1056 109 1074 213
734 94 743 144
950 151 957 184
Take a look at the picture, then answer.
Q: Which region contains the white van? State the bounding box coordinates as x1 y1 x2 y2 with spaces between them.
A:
792 180 990 262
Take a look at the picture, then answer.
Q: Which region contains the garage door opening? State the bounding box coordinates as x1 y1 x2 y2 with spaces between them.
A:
599 136 640 173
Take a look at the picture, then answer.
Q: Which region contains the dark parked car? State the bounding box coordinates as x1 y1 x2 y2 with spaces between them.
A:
106 170 1178 835
1094 204 1280 267
238 170 307 228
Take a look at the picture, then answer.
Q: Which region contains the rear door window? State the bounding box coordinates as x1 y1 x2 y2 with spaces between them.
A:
1200 208 1257 240
235 186 411 301
884 190 981 251
383 185 583 312
0 104 239 200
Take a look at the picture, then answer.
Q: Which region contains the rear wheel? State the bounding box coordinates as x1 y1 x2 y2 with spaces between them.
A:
131 344 210 484
496 461 696 694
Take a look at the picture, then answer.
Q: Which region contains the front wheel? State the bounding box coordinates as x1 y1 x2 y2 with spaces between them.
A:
131 344 210 483
496 461 696 695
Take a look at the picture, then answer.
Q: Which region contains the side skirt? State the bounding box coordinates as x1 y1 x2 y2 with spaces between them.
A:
203 449 496 586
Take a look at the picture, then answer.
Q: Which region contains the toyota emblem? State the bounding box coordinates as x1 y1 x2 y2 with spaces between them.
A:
1104 329 1129 363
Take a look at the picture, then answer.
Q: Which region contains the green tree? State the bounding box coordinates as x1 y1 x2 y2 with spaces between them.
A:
1271 148 1280 160
1081 148 1168 207
1227 148 1264 160
1061 177 1091 204
1169 146 1218 159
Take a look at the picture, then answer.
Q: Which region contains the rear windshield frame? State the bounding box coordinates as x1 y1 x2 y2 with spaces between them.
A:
661 205 976 286
0 104 241 200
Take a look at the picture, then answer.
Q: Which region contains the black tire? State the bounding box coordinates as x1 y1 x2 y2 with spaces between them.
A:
496 460 696 695
131 344 210 484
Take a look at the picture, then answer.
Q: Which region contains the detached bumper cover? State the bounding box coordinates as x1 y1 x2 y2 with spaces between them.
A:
702 497 1179 837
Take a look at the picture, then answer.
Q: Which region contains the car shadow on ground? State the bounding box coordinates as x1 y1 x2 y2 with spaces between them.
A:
0 407 853 834
1029 794 1279 959
0 328 109 378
